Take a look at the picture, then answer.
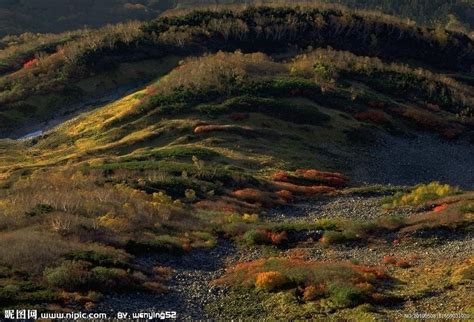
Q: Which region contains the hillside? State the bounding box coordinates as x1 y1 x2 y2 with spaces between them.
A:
1 5 473 138
0 5 473 320
1 1 472 37
0 0 173 37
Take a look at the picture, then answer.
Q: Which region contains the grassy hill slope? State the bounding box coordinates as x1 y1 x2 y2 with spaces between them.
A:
1 5 473 137
0 5 473 319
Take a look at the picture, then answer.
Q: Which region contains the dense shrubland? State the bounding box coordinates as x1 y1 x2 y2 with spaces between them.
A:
1 5 473 135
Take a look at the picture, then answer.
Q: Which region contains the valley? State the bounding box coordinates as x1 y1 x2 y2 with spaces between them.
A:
0 3 473 320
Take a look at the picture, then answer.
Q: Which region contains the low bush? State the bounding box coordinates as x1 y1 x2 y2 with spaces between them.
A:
272 169 347 188
383 182 460 208
242 229 270 246
255 271 289 292
355 110 390 124
44 261 95 291
216 257 390 309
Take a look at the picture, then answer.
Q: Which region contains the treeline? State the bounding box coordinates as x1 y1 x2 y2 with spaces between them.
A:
1 1 472 38
144 6 473 70
317 0 473 31
1 6 473 134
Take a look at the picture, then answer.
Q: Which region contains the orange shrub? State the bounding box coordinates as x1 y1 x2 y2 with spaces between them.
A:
233 188 268 203
356 282 374 292
302 284 326 301
195 199 239 213
255 271 288 291
295 169 347 187
382 255 397 265
275 190 293 202
272 171 289 182
267 231 288 245
352 265 389 280
272 181 336 196
153 266 174 279
382 256 410 268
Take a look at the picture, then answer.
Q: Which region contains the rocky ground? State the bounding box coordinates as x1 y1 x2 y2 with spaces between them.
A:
97 132 473 319
97 240 236 319
351 133 474 189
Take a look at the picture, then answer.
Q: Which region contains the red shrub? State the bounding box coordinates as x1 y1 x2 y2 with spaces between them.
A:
355 111 390 124
382 256 397 265
267 231 288 245
432 204 449 213
233 188 270 204
23 58 38 69
272 171 289 182
272 181 336 196
352 265 389 280
295 169 347 187
382 256 410 268
275 190 293 202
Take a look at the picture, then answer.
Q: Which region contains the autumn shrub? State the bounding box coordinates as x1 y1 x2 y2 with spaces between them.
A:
267 231 288 245
232 188 280 206
242 229 270 245
272 181 336 196
22 58 38 69
272 169 347 189
275 190 293 202
382 256 397 265
217 257 390 308
383 182 460 208
255 271 289 291
401 108 445 130
194 124 255 135
302 284 326 301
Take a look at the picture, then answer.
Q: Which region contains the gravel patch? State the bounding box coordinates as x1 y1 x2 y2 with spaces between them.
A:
267 194 416 222
97 240 236 320
350 133 474 189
